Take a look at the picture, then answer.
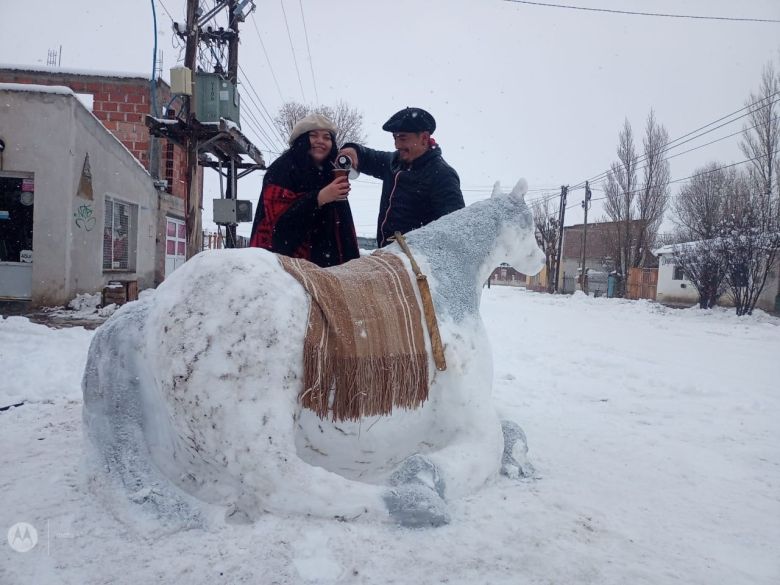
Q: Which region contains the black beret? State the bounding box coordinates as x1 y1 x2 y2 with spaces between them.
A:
382 107 436 133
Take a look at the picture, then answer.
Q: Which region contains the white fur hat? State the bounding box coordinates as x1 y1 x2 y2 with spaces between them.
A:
288 113 337 146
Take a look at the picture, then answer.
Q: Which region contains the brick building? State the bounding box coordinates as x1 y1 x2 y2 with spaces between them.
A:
0 64 191 201
0 65 198 304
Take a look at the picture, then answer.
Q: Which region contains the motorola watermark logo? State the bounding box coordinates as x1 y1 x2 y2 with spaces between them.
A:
7 522 38 553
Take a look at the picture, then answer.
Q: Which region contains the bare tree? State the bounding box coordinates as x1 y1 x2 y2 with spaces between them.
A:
274 100 367 147
531 197 559 293
671 240 728 309
716 171 780 315
740 61 780 215
671 162 732 241
603 118 639 280
634 109 670 266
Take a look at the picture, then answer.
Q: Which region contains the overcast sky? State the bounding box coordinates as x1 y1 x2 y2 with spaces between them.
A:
1 0 779 237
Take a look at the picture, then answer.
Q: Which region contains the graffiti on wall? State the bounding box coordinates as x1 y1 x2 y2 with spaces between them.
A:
74 202 96 231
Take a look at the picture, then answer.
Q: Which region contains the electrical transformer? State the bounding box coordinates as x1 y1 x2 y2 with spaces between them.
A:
195 73 240 126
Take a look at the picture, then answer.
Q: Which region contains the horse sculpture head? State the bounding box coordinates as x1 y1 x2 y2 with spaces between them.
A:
403 177 546 322
487 178 546 278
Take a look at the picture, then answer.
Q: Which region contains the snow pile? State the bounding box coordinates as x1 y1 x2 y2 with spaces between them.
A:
0 316 93 406
67 293 100 313
43 292 118 321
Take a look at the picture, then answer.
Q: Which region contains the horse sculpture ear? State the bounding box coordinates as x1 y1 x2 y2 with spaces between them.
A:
509 178 528 201
491 181 503 198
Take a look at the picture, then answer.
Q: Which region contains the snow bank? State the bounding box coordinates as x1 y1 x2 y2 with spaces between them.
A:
1 286 778 584
0 317 93 405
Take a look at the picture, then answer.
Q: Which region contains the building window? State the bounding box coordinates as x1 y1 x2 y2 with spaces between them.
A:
672 266 686 281
103 197 137 271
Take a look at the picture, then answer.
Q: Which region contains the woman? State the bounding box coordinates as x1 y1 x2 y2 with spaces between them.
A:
249 114 360 267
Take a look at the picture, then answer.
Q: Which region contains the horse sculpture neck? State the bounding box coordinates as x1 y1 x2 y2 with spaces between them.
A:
399 192 532 322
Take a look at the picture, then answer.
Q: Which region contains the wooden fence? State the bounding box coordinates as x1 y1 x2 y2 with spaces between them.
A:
202 231 249 250
626 267 658 300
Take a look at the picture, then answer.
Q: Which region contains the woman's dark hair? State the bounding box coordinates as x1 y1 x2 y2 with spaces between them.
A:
289 130 338 169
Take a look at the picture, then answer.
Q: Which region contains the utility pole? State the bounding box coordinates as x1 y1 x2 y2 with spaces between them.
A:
184 0 201 259
553 185 568 293
579 181 592 294
225 0 239 248
148 0 263 258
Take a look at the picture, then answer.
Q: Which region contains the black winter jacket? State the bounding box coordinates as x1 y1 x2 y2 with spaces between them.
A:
342 143 465 247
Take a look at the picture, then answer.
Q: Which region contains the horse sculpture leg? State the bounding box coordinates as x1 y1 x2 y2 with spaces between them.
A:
500 420 535 479
383 454 450 528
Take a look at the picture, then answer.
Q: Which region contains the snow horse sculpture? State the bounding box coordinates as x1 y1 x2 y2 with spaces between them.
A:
82 179 545 528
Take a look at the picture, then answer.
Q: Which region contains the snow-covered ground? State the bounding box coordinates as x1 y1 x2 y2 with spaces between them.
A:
1 289 778 584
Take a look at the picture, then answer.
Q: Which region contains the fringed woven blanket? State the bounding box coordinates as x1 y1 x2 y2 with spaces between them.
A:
278 251 429 422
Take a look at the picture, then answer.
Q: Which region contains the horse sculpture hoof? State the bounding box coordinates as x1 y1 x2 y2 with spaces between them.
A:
500 420 535 479
383 454 450 528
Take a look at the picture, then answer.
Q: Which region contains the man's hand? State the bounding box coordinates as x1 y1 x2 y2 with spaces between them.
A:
317 175 350 207
338 147 359 171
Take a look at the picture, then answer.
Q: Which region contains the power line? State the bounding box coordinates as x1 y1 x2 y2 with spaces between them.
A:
566 149 780 211
236 76 278 143
569 92 780 192
586 101 780 191
240 90 286 154
660 115 779 165
238 103 275 152
503 0 780 24
280 0 307 102
298 0 319 104
238 65 289 147
156 0 176 22
249 12 286 103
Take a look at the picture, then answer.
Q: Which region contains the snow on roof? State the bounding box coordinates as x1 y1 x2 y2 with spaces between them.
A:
0 82 74 96
0 63 151 81
0 81 152 177
653 244 676 256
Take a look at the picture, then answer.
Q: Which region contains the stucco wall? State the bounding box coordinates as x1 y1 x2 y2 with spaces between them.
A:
0 87 160 306
655 256 700 306
657 253 779 312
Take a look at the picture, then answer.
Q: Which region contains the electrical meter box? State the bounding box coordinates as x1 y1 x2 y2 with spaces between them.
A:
213 198 253 224
170 67 192 96
195 72 240 125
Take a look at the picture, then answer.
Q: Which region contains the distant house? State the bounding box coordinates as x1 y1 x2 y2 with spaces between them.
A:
0 65 192 306
489 263 527 287
654 243 780 313
560 219 651 296
357 236 377 251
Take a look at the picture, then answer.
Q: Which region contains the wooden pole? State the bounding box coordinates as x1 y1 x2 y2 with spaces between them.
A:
224 0 239 248
580 180 591 293
553 185 568 293
184 0 202 259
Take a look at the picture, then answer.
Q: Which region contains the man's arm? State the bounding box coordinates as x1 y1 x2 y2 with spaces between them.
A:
340 143 395 180
428 166 465 222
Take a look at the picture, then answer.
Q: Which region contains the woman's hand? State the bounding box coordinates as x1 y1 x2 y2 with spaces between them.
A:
317 175 350 207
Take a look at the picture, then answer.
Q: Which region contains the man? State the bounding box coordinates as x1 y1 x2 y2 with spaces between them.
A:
340 107 464 247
